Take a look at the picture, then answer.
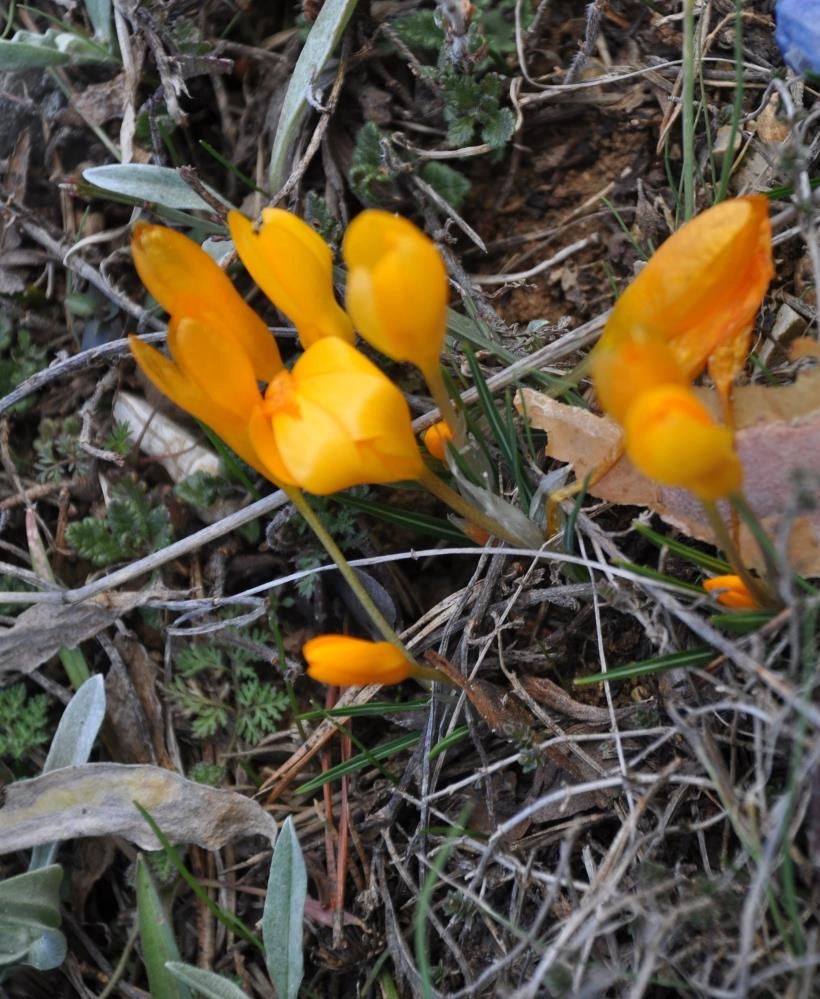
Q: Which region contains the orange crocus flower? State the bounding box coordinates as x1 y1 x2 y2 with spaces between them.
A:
343 210 448 380
303 635 419 686
623 385 742 501
703 574 758 610
228 209 354 348
249 337 424 494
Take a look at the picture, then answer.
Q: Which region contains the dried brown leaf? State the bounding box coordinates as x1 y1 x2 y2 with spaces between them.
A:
0 591 154 674
0 763 276 853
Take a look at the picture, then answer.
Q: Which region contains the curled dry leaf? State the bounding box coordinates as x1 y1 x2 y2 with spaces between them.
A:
0 591 155 675
0 763 277 853
518 368 820 574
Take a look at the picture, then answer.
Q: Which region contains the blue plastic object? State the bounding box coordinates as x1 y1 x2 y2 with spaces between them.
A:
775 0 820 75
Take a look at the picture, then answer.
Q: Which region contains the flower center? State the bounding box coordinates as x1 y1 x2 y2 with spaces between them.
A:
262 370 300 419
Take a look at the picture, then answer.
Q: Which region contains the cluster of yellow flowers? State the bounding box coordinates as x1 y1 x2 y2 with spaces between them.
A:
130 196 774 684
129 209 451 497
130 209 466 687
590 194 773 503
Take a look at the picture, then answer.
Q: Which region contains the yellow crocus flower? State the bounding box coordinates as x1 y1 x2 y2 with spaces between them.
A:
129 316 270 475
343 210 448 379
228 209 354 348
422 420 454 461
591 334 688 424
623 385 742 501
131 223 282 382
249 337 424 494
597 194 773 402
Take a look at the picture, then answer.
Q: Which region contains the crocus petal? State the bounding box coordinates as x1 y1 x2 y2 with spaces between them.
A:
292 339 418 444
131 224 282 381
303 635 416 686
129 332 261 471
343 210 448 375
703 574 758 610
591 334 687 424
169 317 261 420
251 339 423 493
624 385 742 501
247 404 297 485
600 195 773 381
272 393 367 493
228 209 354 347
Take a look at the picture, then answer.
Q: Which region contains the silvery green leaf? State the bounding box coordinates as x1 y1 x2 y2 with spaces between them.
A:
0 865 65 972
165 963 252 999
269 0 360 189
263 817 306 999
24 928 67 971
1 763 277 854
82 165 229 212
84 0 113 44
30 674 106 870
0 29 116 70
448 461 544 549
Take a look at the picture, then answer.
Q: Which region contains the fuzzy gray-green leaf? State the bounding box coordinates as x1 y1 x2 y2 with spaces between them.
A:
269 0 360 190
262 816 306 999
30 674 106 870
165 962 251 999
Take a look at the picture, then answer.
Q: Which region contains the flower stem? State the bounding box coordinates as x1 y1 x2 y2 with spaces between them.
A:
282 485 404 651
418 466 541 549
422 363 463 447
701 498 778 609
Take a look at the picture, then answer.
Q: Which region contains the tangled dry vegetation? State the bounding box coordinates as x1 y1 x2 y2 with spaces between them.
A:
0 0 818 997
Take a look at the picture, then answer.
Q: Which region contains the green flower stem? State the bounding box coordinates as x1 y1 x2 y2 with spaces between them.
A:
418 466 540 549
730 491 785 595
422 362 464 447
284 484 450 686
283 485 405 650
701 497 778 609
410 663 451 683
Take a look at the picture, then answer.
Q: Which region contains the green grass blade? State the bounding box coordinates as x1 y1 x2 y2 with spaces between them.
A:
133 804 261 950
574 647 716 686
295 731 420 794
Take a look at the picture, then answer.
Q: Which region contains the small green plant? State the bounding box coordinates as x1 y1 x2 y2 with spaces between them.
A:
419 161 472 210
0 323 47 414
438 70 515 150
66 478 173 566
350 122 398 202
103 420 134 456
174 470 232 510
33 416 91 484
0 683 50 763
168 636 288 744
